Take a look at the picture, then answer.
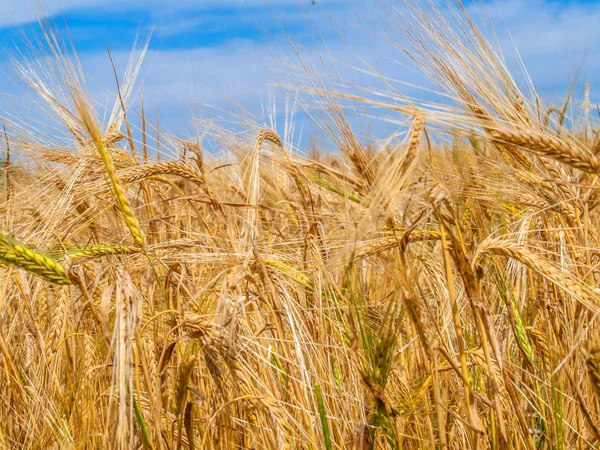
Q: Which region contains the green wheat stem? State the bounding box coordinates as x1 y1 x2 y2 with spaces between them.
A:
315 383 333 450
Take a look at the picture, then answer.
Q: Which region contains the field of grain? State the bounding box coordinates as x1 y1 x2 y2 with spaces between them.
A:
0 1 598 449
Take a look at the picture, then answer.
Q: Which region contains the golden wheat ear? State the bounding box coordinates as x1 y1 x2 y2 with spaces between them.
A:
123 161 206 186
489 128 600 173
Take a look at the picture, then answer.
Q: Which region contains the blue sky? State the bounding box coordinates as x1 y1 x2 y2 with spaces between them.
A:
0 0 598 148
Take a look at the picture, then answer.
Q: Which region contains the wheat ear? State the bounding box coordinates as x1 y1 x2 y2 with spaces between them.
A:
67 244 138 260
263 257 312 288
78 105 146 249
476 237 600 314
489 129 600 173
124 161 205 186
0 234 71 285
246 130 284 244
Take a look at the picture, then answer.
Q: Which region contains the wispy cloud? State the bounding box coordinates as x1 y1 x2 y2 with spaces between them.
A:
0 0 597 143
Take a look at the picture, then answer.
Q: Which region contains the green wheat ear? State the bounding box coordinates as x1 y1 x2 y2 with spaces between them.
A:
76 100 146 250
67 244 138 260
264 258 313 288
0 234 71 285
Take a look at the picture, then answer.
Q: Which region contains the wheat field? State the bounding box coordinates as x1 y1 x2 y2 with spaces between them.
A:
0 1 599 449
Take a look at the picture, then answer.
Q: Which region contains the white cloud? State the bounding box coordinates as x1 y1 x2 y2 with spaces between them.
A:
0 0 597 146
